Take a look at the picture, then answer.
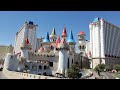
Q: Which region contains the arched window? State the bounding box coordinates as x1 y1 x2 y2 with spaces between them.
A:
80 46 81 49
68 58 69 68
82 46 84 49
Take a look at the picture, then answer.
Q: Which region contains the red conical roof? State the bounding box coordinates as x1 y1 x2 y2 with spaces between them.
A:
78 31 85 35
26 36 29 44
62 26 67 37
56 36 61 47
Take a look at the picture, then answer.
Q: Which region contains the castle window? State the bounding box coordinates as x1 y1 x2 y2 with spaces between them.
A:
44 66 47 70
32 66 36 70
39 66 42 69
49 62 53 67
80 46 81 49
25 65 29 68
82 45 85 49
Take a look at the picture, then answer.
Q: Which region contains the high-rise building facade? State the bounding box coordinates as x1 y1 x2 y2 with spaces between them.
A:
90 17 120 69
14 21 38 54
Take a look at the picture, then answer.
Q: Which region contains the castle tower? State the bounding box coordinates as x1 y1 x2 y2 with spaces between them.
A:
42 32 51 52
57 37 69 77
61 26 67 40
20 36 32 59
78 31 86 52
89 17 104 69
78 31 86 69
50 27 57 43
67 30 76 67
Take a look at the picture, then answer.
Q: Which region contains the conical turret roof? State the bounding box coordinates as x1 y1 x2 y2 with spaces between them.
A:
61 26 67 37
56 36 61 47
50 27 57 38
67 30 75 43
78 31 85 36
43 32 50 42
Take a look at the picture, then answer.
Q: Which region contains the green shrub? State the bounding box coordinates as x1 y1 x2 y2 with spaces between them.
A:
67 64 81 79
113 64 120 71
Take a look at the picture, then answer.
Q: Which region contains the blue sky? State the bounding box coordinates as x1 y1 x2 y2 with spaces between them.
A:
0 11 120 52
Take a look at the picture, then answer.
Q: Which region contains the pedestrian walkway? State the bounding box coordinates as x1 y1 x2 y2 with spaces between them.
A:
0 71 8 79
86 69 101 79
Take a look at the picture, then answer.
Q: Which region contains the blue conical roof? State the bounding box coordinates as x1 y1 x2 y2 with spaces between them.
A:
67 30 75 43
43 32 50 42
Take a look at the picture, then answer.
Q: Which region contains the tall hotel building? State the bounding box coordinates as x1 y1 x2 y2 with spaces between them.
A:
89 17 120 69
14 21 38 54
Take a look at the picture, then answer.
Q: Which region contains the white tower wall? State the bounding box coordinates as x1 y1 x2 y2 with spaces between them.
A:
21 49 28 59
100 20 105 64
58 50 68 75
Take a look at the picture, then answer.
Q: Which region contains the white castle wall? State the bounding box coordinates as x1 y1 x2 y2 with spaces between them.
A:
4 53 19 71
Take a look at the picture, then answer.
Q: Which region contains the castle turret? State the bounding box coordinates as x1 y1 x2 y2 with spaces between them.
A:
61 26 67 40
78 31 86 51
78 31 87 69
57 37 69 77
67 30 76 66
42 32 51 52
67 30 76 52
50 27 57 43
